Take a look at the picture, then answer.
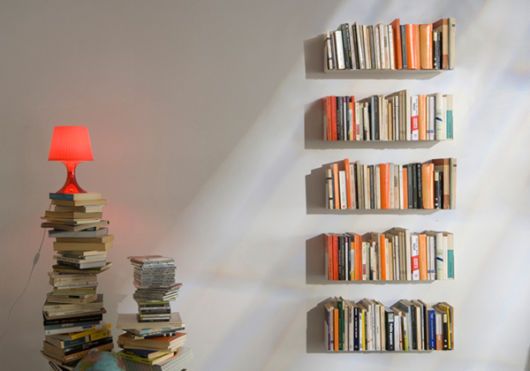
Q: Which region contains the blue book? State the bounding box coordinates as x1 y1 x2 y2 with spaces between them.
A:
49 192 101 201
428 309 436 349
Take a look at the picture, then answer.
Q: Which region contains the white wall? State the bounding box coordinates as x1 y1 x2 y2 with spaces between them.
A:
0 0 529 370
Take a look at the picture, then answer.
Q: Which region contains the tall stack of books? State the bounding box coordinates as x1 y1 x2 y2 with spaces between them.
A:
324 298 454 352
40 192 113 370
324 18 456 71
117 256 191 370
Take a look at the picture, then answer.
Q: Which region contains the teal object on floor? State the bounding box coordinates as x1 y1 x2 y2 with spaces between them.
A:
74 350 125 371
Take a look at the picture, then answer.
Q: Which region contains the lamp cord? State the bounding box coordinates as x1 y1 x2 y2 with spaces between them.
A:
0 201 51 343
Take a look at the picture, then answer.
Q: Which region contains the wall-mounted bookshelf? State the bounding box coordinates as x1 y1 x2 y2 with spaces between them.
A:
325 158 456 210
324 18 455 73
323 91 453 142
324 229 454 282
324 298 454 352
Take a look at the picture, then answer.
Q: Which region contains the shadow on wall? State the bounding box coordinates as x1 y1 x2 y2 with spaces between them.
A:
306 298 330 353
304 164 438 215
304 100 438 150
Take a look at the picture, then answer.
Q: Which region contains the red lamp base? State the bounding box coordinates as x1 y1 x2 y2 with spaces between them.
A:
57 161 87 194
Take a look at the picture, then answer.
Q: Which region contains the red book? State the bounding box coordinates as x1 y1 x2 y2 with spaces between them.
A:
379 234 387 281
330 97 337 140
324 97 332 141
379 163 390 209
326 234 333 280
332 235 339 280
354 234 362 280
391 18 403 69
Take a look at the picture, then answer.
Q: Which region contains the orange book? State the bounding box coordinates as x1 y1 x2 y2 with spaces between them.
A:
418 95 427 140
402 166 408 209
405 24 419 69
421 162 434 209
326 234 333 280
354 234 362 280
332 163 339 210
343 159 352 208
333 308 339 351
379 163 390 209
325 97 332 140
330 97 337 140
418 233 428 280
419 24 433 69
412 24 420 69
391 18 402 69
332 235 339 280
379 234 387 281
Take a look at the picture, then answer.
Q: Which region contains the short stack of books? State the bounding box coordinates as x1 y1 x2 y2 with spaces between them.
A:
324 18 455 71
325 158 457 210
322 91 453 141
40 192 113 370
324 229 454 281
117 256 191 370
324 298 454 352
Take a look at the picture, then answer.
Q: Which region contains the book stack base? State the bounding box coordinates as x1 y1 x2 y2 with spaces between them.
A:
116 256 191 371
40 192 113 370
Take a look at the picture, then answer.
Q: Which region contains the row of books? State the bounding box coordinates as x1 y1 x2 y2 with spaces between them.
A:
324 298 454 352
40 192 113 370
322 91 453 142
324 18 455 71
325 158 457 210
324 229 454 281
116 256 190 369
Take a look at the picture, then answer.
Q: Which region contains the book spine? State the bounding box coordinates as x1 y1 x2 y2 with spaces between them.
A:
400 25 407 69
334 30 345 69
410 95 419 140
428 309 436 349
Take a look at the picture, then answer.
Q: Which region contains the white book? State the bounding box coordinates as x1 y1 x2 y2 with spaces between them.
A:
405 229 412 281
394 313 401 350
364 165 370 209
381 24 388 69
429 235 436 280
326 168 333 209
427 95 435 140
378 24 386 69
410 95 419 140
387 25 395 70
435 232 446 280
362 243 368 280
355 23 365 69
370 243 377 279
325 32 334 70
375 165 381 209
339 170 347 209
404 90 411 141
435 93 447 140
398 164 403 209
334 30 345 69
373 25 381 69
389 164 394 209
374 304 381 350
355 102 362 140
411 234 420 280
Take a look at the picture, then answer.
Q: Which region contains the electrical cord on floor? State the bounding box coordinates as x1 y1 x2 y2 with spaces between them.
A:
0 202 50 343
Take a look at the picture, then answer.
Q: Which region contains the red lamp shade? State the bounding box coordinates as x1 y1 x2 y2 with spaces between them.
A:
48 126 94 194
48 126 94 162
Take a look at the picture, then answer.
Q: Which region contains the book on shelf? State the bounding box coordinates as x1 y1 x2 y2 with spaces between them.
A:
324 229 454 281
322 91 453 142
324 298 454 352
324 158 456 210
41 191 113 370
324 18 455 71
116 256 191 369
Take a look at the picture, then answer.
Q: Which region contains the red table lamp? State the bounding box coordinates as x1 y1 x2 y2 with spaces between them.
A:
48 126 94 194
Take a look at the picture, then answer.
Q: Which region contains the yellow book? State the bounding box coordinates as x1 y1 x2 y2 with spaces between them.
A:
68 324 111 341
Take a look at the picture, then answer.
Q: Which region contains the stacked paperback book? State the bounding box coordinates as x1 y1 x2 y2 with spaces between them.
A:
324 229 454 281
40 192 113 370
117 256 191 370
322 91 453 141
325 298 454 352
325 158 456 210
324 18 455 70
